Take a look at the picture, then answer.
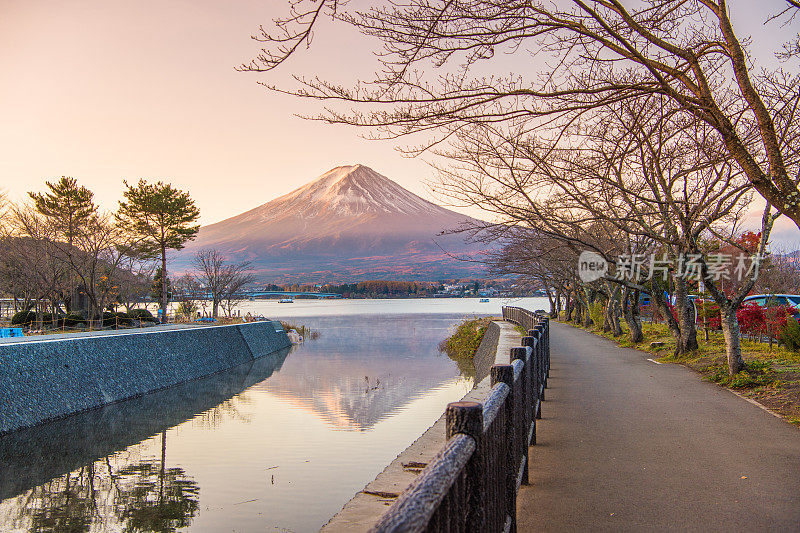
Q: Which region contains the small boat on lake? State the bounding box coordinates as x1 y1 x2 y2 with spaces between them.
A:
479 298 490 303
278 297 294 303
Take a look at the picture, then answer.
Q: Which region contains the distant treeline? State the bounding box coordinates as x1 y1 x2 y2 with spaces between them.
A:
262 280 442 297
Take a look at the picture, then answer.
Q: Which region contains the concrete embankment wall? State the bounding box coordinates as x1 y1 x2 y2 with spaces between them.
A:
0 321 290 435
0 346 290 501
473 321 501 383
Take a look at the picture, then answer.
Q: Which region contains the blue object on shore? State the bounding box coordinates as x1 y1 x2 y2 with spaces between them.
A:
0 328 24 338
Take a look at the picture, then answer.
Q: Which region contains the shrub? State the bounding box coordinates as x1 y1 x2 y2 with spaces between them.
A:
114 312 133 326
737 303 765 339
176 301 197 319
11 310 36 326
779 318 800 352
588 301 605 328
128 309 158 322
11 311 53 326
764 306 794 341
439 317 490 360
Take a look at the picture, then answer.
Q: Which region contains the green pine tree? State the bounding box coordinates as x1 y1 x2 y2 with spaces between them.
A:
117 180 200 322
29 176 97 245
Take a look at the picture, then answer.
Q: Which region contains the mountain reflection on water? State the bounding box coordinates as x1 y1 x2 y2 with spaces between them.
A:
257 314 473 431
0 313 475 532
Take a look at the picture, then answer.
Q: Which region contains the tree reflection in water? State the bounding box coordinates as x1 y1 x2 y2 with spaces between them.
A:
114 432 199 532
192 393 253 429
25 467 97 533
5 431 199 532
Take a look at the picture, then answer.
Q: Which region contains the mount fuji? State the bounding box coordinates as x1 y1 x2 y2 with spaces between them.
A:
174 164 487 282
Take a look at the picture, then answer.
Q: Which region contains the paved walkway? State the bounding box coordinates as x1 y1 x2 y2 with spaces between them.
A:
517 322 800 531
0 323 205 344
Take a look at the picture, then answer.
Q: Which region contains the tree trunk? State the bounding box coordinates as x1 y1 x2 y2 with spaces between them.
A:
674 277 699 356
650 286 682 347
606 286 622 337
548 292 558 318
544 282 557 318
564 291 574 321
574 300 583 324
582 290 595 327
36 300 44 330
602 300 612 333
720 306 746 374
582 301 593 327
554 288 563 318
622 288 644 343
161 247 168 323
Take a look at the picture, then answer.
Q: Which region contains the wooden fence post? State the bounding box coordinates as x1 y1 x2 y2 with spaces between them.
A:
491 365 517 533
521 335 542 420
446 401 485 531
511 345 534 463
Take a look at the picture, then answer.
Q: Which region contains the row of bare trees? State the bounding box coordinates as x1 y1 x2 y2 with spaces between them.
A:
442 96 789 375
251 0 800 375
0 179 153 328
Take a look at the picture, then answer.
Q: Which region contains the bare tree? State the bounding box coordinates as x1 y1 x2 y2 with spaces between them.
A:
428 89 778 371
193 250 226 319
9 207 71 328
193 250 255 318
173 273 202 320
757 249 800 294
220 266 255 318
56 213 134 328
115 252 155 312
245 0 800 229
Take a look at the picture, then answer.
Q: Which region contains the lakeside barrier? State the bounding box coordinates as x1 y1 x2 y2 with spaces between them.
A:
0 321 291 435
370 307 550 532
0 346 290 501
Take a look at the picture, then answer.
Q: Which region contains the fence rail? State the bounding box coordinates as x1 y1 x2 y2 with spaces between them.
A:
371 307 550 533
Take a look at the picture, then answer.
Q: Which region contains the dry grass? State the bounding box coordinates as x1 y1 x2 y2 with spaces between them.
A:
279 321 320 340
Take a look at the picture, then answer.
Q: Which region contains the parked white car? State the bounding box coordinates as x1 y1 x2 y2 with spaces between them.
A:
742 294 800 322
742 294 800 310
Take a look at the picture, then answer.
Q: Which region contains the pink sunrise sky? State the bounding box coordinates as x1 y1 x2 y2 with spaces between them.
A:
1 0 798 246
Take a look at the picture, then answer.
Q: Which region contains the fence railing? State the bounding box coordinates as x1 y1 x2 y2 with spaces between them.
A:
370 307 550 533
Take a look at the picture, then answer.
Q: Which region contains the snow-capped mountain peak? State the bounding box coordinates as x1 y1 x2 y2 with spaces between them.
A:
175 165 486 282
270 164 446 217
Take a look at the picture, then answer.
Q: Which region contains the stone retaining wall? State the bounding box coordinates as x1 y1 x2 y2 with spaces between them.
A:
0 346 290 500
0 321 290 435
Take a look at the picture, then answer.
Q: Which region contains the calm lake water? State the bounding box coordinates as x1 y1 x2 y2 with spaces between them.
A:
0 297 547 532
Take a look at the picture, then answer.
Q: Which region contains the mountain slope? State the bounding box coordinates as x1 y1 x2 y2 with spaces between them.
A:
175 165 486 282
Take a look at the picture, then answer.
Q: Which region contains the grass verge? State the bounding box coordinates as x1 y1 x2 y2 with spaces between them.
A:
439 317 494 380
559 317 800 427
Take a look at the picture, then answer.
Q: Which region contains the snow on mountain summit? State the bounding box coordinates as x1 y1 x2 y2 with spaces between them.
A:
266 164 448 218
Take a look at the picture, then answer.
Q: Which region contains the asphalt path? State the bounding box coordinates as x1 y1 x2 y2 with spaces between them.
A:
516 322 800 532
